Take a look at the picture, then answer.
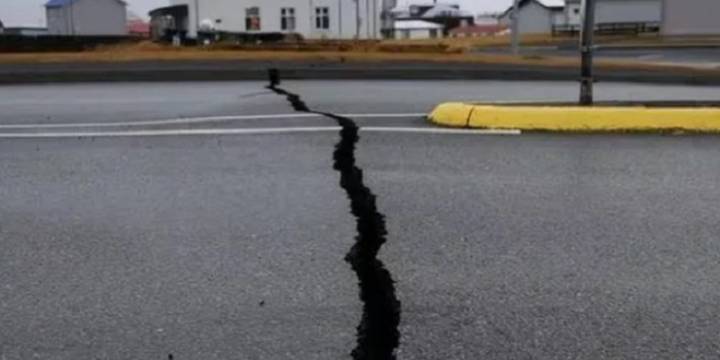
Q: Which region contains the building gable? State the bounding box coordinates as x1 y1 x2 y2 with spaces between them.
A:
500 0 564 19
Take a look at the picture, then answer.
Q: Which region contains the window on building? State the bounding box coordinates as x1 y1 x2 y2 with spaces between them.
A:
573 8 580 15
246 7 261 31
281 8 296 31
315 7 330 30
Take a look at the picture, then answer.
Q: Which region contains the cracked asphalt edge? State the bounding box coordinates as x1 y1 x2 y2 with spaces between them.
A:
266 69 402 360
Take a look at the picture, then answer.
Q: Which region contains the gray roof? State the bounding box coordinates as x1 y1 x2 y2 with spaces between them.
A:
45 0 126 8
500 0 565 18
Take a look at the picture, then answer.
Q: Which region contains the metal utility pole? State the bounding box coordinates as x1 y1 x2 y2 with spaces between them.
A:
366 0 371 38
194 0 200 42
510 0 520 55
579 0 596 105
69 1 75 36
355 0 360 38
339 0 343 37
372 0 377 39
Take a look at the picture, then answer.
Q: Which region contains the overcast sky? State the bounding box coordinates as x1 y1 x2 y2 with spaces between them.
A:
1 0 512 26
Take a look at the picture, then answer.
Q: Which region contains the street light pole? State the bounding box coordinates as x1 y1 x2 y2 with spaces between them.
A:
355 0 360 39
372 0 377 39
194 0 200 42
579 0 596 105
339 0 343 38
510 0 520 55
69 0 75 36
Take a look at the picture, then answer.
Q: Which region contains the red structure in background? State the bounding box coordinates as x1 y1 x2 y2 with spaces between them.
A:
127 19 150 38
449 24 508 38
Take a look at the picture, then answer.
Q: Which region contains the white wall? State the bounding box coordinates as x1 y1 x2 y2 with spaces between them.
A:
393 28 439 40
46 0 127 35
500 1 555 34
46 7 69 35
595 0 660 24
72 0 127 35
565 2 581 26
172 0 383 39
663 0 720 35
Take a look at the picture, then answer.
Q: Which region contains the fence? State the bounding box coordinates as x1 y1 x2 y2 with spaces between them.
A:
552 22 661 36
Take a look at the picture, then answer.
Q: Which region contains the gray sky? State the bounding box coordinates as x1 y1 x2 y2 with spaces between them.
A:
1 0 512 27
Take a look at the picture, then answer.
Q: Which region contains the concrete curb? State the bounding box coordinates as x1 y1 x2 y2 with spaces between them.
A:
428 102 720 132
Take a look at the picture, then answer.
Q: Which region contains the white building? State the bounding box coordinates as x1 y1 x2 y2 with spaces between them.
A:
661 0 720 35
46 0 127 35
168 0 392 39
392 19 443 39
498 0 565 34
387 2 474 39
500 0 663 35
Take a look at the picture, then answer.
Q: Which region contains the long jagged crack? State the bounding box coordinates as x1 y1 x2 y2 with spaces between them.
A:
267 72 401 360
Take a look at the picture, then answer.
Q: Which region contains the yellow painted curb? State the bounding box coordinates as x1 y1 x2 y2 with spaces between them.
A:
427 102 476 127
429 103 720 132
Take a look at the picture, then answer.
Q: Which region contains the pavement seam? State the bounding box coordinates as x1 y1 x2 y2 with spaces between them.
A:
266 69 401 360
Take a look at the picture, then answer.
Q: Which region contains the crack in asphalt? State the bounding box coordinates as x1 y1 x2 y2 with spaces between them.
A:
267 71 401 360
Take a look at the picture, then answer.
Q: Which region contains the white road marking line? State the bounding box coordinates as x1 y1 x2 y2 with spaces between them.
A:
0 113 427 129
0 127 519 138
344 113 426 118
362 127 520 135
0 127 341 138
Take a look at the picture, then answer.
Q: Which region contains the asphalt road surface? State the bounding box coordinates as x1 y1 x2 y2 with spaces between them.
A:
592 47 720 66
574 47 720 68
481 47 720 68
2 80 720 359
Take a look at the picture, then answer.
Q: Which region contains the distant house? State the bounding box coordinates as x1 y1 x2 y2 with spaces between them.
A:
475 14 501 25
3 27 50 36
0 19 49 37
149 5 189 42
388 2 475 38
662 0 720 35
392 19 444 39
127 19 150 38
498 0 565 34
46 0 127 35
